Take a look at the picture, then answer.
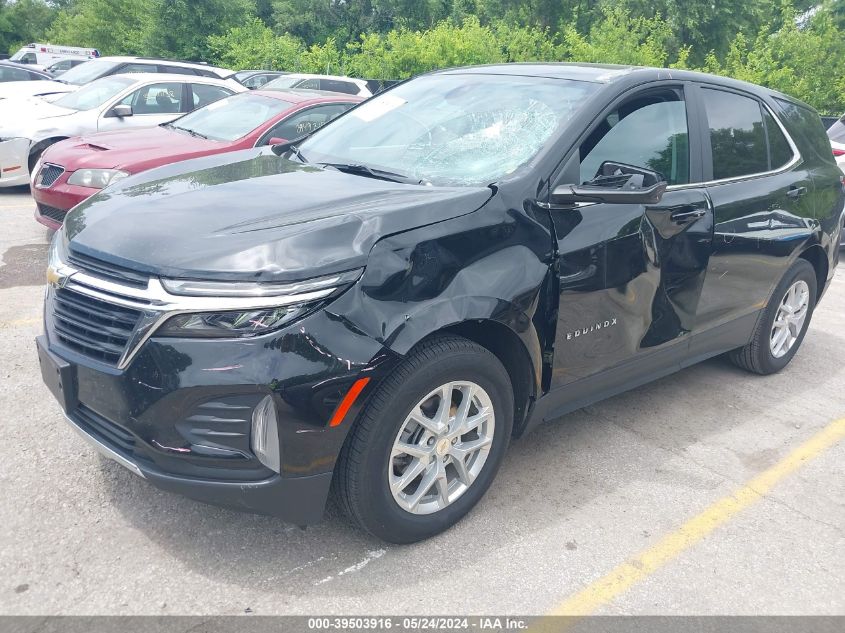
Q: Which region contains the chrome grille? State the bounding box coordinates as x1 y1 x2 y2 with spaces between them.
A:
51 287 142 365
66 250 149 289
37 203 66 224
37 163 64 188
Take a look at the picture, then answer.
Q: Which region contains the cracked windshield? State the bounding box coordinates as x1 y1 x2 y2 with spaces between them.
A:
300 73 597 186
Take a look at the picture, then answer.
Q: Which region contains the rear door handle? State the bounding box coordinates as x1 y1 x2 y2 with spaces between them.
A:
669 207 707 224
787 186 807 199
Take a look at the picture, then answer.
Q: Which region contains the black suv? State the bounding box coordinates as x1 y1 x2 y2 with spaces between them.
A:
37 64 844 543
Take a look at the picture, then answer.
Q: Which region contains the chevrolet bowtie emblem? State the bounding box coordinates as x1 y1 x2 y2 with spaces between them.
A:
46 265 71 289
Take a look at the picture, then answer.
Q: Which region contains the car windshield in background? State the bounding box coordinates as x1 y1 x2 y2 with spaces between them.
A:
168 93 294 141
53 75 135 111
263 76 316 90
299 74 598 186
57 59 119 85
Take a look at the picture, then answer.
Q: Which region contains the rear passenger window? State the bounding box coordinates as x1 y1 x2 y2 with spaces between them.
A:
702 89 768 179
763 108 794 169
579 91 689 185
774 97 835 164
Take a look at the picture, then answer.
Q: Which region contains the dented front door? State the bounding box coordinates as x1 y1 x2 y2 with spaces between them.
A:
547 187 714 388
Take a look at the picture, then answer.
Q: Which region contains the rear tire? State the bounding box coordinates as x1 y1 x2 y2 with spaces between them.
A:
729 258 817 375
334 335 513 543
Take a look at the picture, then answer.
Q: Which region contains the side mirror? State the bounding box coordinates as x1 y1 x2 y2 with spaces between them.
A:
267 137 288 146
550 181 667 206
550 161 667 206
107 104 133 118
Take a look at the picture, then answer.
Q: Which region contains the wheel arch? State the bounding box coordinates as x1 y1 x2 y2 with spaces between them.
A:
798 243 829 298
416 318 539 437
28 136 68 171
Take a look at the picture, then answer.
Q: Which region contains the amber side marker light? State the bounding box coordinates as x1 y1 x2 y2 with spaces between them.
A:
329 377 371 427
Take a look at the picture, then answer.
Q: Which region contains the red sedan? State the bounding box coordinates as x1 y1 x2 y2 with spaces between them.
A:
32 90 362 228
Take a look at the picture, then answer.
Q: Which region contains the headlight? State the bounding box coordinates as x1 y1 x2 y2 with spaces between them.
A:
67 168 129 189
157 306 309 338
154 269 363 338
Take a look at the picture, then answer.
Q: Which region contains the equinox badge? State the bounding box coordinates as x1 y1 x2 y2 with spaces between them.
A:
566 318 618 341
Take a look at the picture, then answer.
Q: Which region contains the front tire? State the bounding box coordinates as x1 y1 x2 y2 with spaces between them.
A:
729 258 817 375
334 335 513 543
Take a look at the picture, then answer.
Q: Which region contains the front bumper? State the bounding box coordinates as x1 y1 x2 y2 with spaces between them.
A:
32 171 99 229
62 405 334 523
0 138 31 187
37 277 395 523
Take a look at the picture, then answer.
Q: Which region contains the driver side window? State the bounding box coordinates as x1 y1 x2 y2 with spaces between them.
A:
579 91 690 186
120 82 185 114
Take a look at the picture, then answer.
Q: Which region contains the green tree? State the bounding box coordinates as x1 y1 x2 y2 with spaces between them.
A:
146 0 256 61
0 0 58 54
207 17 304 70
559 6 675 67
48 0 154 55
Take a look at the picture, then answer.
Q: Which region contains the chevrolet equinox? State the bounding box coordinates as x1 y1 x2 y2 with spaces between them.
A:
37 64 844 543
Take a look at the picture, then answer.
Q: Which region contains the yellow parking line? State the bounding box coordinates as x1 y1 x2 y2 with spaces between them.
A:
0 317 40 329
549 417 845 617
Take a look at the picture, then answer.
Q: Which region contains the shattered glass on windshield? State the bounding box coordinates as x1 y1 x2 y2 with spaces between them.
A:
299 74 598 187
408 100 560 185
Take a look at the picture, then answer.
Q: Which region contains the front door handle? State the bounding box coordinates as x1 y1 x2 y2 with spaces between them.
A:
669 207 707 224
787 186 807 199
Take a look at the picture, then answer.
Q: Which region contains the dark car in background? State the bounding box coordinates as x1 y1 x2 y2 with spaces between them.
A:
38 64 843 543
32 90 361 227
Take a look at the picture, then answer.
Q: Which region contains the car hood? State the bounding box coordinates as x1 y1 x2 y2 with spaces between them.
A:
0 96 76 137
44 126 221 171
64 148 494 283
0 80 73 101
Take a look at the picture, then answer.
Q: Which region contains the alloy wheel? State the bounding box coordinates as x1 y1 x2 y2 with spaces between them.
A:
770 279 810 358
389 381 495 515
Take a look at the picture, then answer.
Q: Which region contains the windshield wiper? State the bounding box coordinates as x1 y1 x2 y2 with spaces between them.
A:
289 145 307 163
169 124 208 139
319 162 428 185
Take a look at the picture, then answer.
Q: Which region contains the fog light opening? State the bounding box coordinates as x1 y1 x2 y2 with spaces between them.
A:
252 395 281 473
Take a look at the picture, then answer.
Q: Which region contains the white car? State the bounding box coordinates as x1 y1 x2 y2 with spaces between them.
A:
263 73 373 97
826 114 845 172
0 79 75 101
0 73 245 187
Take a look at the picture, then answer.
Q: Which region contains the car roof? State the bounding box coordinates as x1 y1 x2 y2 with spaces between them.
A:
282 72 366 85
251 88 362 104
437 62 797 103
106 72 234 84
93 56 229 72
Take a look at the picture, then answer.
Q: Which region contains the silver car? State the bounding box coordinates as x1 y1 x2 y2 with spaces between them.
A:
0 73 245 187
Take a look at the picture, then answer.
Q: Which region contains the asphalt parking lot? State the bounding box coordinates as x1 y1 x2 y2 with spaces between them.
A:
1 187 843 616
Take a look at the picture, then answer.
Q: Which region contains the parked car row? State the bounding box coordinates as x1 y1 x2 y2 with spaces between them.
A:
0 73 245 187
0 51 387 200
33 63 844 543
32 89 361 226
